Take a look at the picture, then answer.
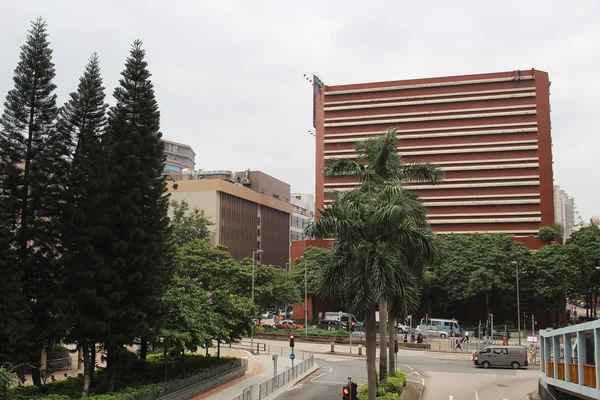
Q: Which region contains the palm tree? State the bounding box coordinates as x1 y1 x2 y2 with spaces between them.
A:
321 128 442 382
308 182 439 399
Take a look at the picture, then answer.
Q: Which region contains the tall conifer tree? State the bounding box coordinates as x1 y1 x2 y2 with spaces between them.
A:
56 53 109 396
0 18 67 386
103 40 173 392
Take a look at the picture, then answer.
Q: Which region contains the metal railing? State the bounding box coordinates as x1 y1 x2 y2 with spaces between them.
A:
232 352 314 400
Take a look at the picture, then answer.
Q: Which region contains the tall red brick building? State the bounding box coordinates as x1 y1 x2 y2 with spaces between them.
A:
314 69 554 250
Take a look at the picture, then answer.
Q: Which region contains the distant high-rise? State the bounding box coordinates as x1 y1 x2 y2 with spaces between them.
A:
290 193 315 242
553 185 576 242
162 139 195 180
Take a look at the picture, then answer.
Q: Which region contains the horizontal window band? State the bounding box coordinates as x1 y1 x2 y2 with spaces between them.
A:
324 110 537 128
422 200 541 206
325 93 536 112
326 181 540 191
324 175 540 187
325 88 536 106
435 230 540 234
325 76 535 96
429 217 541 224
324 139 538 153
429 211 541 217
442 163 539 171
323 193 540 202
324 122 538 138
324 104 536 122
324 145 538 159
324 128 538 143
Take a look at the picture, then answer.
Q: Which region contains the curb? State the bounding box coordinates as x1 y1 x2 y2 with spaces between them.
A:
264 364 320 400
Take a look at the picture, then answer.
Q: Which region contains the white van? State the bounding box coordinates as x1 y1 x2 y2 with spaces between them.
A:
417 318 461 337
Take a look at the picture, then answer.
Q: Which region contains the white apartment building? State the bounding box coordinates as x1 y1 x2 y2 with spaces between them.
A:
290 193 315 242
554 185 576 242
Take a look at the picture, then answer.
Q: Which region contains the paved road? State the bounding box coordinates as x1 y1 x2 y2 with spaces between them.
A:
268 345 538 400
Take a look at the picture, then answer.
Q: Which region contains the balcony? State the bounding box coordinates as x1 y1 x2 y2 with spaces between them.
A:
540 319 600 399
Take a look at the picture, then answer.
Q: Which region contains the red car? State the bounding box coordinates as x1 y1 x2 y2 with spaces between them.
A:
276 320 304 329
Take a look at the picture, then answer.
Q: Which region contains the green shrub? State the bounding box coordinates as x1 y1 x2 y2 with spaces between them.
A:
537 226 558 243
358 372 407 399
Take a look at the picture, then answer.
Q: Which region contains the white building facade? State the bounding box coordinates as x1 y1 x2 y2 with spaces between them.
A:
290 193 315 242
554 185 576 242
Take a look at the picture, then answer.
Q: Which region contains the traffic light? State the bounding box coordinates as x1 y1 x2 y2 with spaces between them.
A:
349 321 356 331
289 334 295 348
342 383 358 399
394 339 398 354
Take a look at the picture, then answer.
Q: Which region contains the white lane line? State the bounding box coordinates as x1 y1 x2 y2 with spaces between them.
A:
421 378 425 385
409 371 420 376
449 396 453 400
474 390 479 400
285 383 302 392
310 373 326 381
404 364 414 371
320 366 333 372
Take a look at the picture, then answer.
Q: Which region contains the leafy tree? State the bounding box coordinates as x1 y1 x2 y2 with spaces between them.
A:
428 233 530 319
102 40 174 392
566 225 600 318
528 243 579 325
54 53 110 396
290 246 334 318
538 226 558 243
0 18 67 386
171 199 214 246
308 129 441 397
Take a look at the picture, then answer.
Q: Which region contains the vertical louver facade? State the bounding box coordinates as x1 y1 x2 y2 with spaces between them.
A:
315 69 554 249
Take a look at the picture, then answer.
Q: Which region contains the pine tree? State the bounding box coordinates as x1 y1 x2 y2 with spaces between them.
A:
0 18 67 386
56 53 109 397
103 40 173 392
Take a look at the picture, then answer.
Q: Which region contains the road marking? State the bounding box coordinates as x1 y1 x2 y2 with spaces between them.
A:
317 365 333 372
421 378 425 385
449 396 453 400
474 390 479 400
409 371 419 376
310 373 326 381
404 364 414 371
285 384 302 392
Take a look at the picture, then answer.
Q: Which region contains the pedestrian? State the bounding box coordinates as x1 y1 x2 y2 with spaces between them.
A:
411 333 415 343
417 333 423 343
464 331 469 343
455 338 462 350
50 375 56 382
403 333 408 343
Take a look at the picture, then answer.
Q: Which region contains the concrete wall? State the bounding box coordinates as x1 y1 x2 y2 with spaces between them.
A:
169 190 220 246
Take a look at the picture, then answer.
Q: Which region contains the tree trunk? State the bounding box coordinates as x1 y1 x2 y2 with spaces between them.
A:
31 367 42 387
365 311 377 400
485 292 490 318
106 344 117 393
217 340 221 360
82 340 93 397
140 336 148 364
378 299 388 382
163 342 168 382
388 315 396 376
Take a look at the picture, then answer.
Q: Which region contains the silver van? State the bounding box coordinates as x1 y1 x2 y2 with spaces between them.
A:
473 346 528 369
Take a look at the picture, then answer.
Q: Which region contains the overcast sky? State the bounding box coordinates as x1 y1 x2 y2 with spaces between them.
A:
1 1 599 221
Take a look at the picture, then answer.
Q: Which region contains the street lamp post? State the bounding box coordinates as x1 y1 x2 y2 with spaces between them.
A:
304 258 308 338
251 249 263 354
512 261 521 346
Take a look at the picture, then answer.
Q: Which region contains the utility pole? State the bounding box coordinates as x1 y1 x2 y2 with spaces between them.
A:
513 260 522 346
304 258 308 339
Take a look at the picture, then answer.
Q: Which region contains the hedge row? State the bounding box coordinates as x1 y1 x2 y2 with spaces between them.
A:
9 353 239 400
256 327 350 338
357 372 407 400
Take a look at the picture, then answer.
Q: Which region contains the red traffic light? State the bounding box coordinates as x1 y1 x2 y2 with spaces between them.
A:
343 387 349 395
351 321 356 326
289 334 294 339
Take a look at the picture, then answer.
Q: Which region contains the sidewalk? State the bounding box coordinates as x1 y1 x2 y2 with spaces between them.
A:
195 345 311 400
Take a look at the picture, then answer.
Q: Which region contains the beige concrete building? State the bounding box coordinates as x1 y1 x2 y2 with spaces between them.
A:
168 175 291 267
553 184 576 242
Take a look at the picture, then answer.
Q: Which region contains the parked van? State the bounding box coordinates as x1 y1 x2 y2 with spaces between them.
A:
473 346 528 369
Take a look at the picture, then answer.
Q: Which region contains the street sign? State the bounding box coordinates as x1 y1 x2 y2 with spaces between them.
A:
290 353 295 360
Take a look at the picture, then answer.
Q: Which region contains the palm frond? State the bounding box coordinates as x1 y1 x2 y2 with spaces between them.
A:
396 162 444 184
